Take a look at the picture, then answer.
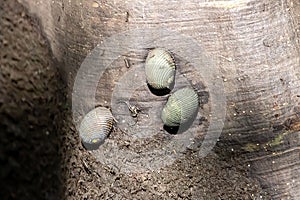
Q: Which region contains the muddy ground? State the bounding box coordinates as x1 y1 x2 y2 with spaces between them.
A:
0 0 273 199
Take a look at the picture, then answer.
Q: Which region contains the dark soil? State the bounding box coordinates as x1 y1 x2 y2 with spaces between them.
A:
0 1 65 199
0 0 271 199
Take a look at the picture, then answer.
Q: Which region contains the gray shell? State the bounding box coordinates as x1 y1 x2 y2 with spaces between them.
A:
161 87 199 127
145 48 176 89
79 107 114 144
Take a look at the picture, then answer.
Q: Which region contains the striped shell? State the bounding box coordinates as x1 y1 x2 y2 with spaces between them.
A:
145 48 176 89
79 107 114 145
161 87 199 127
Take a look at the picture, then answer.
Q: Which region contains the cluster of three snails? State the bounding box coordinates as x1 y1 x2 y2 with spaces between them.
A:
79 48 199 147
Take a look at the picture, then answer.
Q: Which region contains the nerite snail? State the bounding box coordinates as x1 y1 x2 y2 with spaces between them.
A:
145 48 176 90
79 107 114 145
161 87 199 127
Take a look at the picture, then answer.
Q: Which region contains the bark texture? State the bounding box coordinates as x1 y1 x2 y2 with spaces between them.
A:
18 0 300 199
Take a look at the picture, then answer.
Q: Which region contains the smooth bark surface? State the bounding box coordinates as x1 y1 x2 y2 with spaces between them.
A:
19 0 300 199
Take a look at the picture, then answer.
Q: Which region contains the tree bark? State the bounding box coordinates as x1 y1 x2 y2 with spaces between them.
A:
19 0 300 199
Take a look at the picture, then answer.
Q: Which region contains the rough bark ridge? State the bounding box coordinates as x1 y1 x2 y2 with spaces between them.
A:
18 0 300 199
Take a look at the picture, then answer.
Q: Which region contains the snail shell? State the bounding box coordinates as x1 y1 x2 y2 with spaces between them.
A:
79 107 114 145
161 87 199 127
145 48 176 89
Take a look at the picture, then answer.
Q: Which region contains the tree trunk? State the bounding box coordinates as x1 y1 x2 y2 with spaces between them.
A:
19 0 300 199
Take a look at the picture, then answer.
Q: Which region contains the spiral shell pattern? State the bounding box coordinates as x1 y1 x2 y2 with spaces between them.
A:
145 48 176 89
161 87 199 127
79 107 114 144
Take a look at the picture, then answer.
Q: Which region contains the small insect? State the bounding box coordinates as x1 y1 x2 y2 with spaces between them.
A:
145 48 176 90
124 58 130 68
121 101 141 118
161 87 199 127
79 107 115 146
120 101 142 126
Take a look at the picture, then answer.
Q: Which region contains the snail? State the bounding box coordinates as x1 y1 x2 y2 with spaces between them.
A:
145 48 176 90
161 87 199 127
79 107 114 146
